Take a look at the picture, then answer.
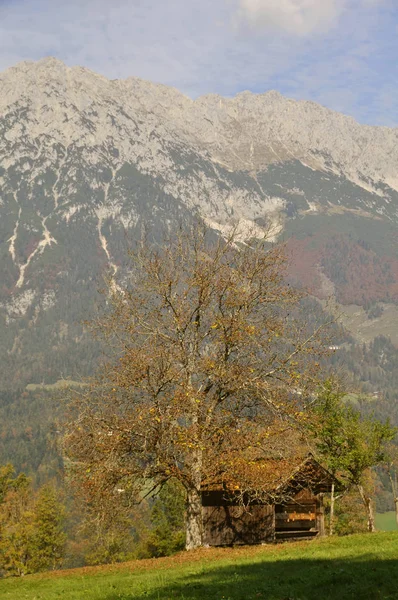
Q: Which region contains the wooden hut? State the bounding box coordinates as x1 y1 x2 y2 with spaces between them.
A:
201 456 337 546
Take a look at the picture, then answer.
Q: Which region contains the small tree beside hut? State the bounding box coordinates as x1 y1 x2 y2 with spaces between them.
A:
311 381 396 533
384 444 398 527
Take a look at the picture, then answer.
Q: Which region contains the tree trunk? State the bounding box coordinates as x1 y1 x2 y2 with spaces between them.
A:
185 485 202 550
358 484 376 532
316 495 325 537
329 482 335 536
185 369 203 551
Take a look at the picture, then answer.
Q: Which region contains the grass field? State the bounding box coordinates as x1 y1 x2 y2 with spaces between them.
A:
376 512 398 531
1 533 398 600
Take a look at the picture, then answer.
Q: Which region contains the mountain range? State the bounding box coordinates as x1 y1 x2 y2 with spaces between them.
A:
0 57 398 391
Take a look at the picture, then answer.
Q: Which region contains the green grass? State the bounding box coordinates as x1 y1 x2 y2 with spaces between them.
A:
376 512 398 531
1 533 398 600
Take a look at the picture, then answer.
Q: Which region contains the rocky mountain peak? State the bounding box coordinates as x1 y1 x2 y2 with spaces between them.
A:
1 57 397 183
0 59 397 391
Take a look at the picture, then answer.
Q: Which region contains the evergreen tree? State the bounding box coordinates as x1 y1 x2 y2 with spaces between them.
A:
0 472 34 577
145 480 185 557
29 485 66 572
0 469 66 576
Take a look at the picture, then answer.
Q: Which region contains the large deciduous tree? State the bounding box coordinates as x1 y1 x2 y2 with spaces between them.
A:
64 226 328 549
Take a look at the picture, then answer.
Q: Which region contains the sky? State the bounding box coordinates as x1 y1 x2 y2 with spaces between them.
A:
0 0 397 126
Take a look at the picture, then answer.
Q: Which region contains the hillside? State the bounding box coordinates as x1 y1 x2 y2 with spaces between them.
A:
1 533 397 600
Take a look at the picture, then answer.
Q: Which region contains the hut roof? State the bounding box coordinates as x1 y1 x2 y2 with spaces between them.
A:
201 454 340 498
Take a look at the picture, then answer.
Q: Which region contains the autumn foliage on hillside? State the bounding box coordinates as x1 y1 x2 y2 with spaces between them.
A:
287 234 398 306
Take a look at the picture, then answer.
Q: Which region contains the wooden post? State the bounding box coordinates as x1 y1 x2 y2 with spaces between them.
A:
271 505 276 543
329 482 335 536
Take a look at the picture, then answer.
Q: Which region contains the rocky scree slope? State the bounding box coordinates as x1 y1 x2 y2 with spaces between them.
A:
0 57 397 387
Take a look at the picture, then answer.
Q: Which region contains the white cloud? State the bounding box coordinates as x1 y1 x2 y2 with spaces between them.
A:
237 0 344 35
236 0 383 36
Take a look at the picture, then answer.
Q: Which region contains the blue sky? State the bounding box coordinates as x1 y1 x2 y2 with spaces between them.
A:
0 0 396 125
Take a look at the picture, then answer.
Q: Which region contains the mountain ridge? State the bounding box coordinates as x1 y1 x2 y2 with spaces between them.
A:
2 57 398 178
